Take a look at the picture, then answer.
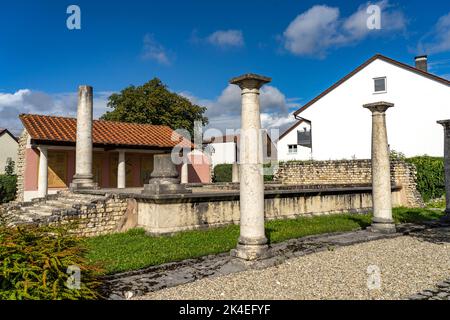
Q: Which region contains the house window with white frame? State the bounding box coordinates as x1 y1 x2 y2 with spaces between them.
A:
373 77 387 93
288 144 298 154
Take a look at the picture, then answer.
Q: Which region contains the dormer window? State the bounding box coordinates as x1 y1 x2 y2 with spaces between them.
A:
374 77 387 93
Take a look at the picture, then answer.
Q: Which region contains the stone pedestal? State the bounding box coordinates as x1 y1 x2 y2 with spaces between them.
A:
181 161 188 184
437 120 450 222
229 74 271 260
70 85 98 190
143 154 191 194
364 101 396 234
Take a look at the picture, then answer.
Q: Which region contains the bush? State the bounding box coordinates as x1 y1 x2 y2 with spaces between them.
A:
0 224 102 300
213 163 275 182
213 164 232 182
0 175 17 204
406 156 445 202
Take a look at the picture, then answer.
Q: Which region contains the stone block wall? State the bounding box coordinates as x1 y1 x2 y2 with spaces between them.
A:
274 159 424 208
15 130 28 202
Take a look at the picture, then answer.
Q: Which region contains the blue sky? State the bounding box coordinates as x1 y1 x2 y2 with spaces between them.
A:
1 0 450 135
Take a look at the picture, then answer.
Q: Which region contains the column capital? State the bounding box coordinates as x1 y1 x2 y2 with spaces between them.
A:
229 73 271 90
363 101 394 114
437 119 450 129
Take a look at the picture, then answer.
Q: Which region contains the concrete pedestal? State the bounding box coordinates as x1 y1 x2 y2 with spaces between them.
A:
232 162 239 183
364 101 396 234
143 154 191 195
230 73 271 260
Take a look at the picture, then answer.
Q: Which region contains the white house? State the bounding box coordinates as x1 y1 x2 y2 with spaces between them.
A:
279 54 450 160
0 128 18 174
277 118 312 161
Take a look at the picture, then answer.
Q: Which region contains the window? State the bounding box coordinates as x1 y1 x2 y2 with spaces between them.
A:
374 77 387 93
288 145 298 154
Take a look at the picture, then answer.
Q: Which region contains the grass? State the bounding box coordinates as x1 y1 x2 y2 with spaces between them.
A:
86 207 443 275
426 197 446 209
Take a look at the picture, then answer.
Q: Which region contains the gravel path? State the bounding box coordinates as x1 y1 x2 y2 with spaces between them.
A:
136 236 450 300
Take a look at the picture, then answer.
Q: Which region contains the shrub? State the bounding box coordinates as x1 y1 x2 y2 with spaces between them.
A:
0 224 102 300
213 164 232 182
213 163 274 182
0 175 17 204
406 156 445 202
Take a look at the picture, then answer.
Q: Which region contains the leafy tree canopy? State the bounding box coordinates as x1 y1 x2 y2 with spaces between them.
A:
101 78 208 137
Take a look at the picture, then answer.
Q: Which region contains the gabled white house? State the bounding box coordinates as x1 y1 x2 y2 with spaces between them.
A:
277 118 312 161
279 54 450 160
0 128 18 174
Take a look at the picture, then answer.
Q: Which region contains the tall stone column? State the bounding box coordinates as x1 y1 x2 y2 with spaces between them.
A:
71 85 97 190
117 151 126 189
437 120 450 221
230 74 271 260
37 146 48 198
363 101 396 233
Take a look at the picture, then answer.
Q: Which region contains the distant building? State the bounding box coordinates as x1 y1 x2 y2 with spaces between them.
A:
280 54 450 160
0 128 18 174
203 132 277 168
17 114 210 201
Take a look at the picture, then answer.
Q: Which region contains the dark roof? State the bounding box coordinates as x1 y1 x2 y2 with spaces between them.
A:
294 54 450 116
20 114 192 149
278 118 311 141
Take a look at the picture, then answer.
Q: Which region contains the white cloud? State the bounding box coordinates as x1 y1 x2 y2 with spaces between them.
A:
282 1 406 57
206 30 245 48
0 89 111 136
418 12 450 54
180 84 298 137
142 34 172 65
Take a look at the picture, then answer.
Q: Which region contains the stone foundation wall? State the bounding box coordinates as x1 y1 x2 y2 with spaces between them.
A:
54 196 133 237
15 130 28 202
274 159 424 208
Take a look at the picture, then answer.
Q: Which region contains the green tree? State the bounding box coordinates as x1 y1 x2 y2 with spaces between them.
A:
4 158 15 176
101 78 208 137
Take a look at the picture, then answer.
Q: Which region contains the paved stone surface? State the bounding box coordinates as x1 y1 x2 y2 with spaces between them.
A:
101 225 417 300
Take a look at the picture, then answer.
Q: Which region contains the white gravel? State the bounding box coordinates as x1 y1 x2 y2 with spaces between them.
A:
136 236 450 300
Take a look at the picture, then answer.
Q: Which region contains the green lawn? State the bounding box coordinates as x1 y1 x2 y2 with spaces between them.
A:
85 207 443 275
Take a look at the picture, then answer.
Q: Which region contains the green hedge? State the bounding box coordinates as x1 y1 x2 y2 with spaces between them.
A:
0 175 17 204
213 164 232 182
406 156 445 202
213 163 274 182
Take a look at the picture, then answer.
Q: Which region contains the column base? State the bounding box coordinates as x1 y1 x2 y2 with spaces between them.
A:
230 236 270 261
368 217 396 234
142 183 192 195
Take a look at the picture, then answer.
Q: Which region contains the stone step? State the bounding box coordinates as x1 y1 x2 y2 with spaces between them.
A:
44 200 80 208
22 207 54 216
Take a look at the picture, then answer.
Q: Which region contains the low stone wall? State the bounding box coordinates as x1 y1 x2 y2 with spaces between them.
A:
274 160 424 208
135 186 402 235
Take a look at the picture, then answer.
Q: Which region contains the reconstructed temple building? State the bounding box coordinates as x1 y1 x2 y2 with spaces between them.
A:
16 114 210 201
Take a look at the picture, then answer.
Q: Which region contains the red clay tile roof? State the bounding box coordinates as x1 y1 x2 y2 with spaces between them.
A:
20 114 192 149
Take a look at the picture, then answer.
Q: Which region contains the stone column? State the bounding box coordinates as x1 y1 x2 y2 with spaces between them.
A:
363 101 396 233
37 146 48 198
230 73 271 260
437 120 450 221
71 85 97 189
117 151 126 189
